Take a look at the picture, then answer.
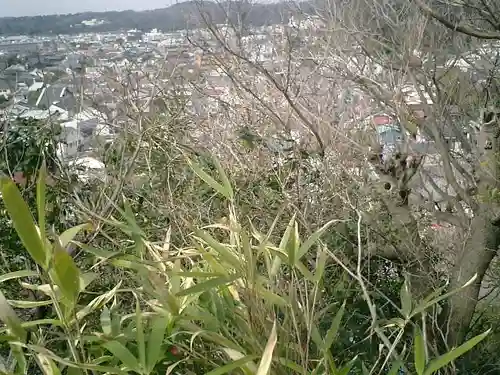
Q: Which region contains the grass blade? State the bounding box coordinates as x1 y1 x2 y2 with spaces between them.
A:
36 161 47 244
176 275 239 297
414 326 426 375
146 315 168 372
205 356 259 375
0 177 47 268
256 321 277 375
193 229 241 269
0 290 26 343
187 158 231 200
135 299 146 371
102 341 140 373
387 361 404 375
297 220 337 261
58 223 92 249
0 270 38 283
323 301 346 351
278 215 298 267
212 156 234 201
400 279 412 318
37 353 62 375
100 307 112 336
424 329 491 375
338 355 359 375
411 274 477 318
50 245 80 307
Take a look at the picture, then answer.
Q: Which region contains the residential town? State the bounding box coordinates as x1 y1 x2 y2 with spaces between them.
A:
0 13 497 199
0 17 327 179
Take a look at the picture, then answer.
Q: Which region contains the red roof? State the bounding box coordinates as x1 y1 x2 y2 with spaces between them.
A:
373 115 393 125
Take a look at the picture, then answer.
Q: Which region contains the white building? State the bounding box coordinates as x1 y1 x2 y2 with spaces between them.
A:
58 119 81 159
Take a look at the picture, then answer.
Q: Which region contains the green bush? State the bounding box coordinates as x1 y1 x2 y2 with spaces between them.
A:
0 162 491 375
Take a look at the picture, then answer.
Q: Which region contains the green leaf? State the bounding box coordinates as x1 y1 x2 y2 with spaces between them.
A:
102 341 140 373
121 198 145 238
423 329 491 375
205 356 259 375
77 242 121 260
110 310 122 337
187 158 232 200
74 282 121 323
256 321 277 375
0 270 38 283
400 279 412 318
338 355 358 375
79 272 98 292
50 246 80 306
361 361 370 375
323 301 346 351
0 177 46 268
66 367 84 375
0 290 26 343
176 275 239 297
11 341 27 375
414 326 426 375
297 220 337 261
411 274 477 318
28 344 128 375
314 247 328 283
36 353 62 375
135 299 146 371
278 215 298 266
387 361 404 375
20 319 62 329
295 261 315 281
277 358 303 373
170 259 182 295
36 161 47 244
100 307 112 336
146 315 168 372
213 156 234 201
58 223 92 249
173 271 227 278
193 229 241 269
222 348 258 373
257 288 289 307
7 300 53 309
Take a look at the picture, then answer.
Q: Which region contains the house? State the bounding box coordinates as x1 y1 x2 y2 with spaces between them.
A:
28 81 44 92
58 119 82 159
68 156 105 183
370 114 402 160
4 64 26 74
27 84 77 112
372 114 402 145
0 81 12 99
16 104 69 121
0 77 14 98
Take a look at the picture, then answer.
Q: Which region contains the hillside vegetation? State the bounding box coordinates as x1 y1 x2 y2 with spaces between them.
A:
2 0 500 374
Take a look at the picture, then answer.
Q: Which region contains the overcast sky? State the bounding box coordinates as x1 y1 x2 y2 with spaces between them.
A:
0 0 179 17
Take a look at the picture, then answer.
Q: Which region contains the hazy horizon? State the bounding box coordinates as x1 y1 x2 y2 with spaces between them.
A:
0 0 183 17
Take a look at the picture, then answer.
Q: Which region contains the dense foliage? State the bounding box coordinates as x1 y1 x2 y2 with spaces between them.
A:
0 114 492 375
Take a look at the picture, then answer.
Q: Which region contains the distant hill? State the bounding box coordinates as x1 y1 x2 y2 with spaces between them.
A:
0 1 314 36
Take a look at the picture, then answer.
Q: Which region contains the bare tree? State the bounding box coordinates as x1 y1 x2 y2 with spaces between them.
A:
313 0 500 348
190 0 500 350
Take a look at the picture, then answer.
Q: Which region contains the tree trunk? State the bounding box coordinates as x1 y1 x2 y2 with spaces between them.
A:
444 112 500 347
444 214 500 347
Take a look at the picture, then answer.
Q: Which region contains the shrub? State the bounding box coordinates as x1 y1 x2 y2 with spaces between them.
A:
0 162 490 375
